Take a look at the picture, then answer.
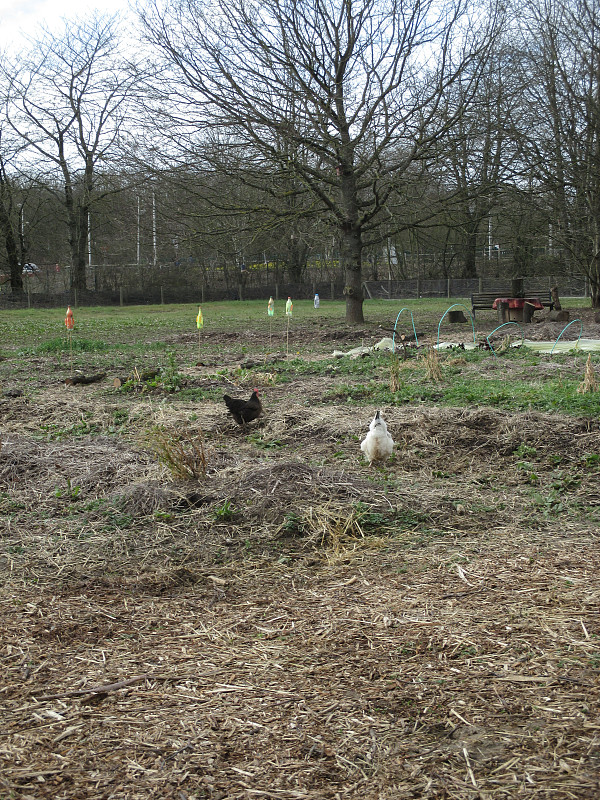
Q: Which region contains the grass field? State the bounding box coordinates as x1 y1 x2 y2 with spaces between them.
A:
1 298 600 799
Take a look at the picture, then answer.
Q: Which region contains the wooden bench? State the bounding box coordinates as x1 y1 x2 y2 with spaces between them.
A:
471 289 554 318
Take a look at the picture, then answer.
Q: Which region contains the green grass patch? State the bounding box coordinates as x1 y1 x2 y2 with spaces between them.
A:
1 300 598 421
34 337 108 354
39 419 103 440
325 371 600 416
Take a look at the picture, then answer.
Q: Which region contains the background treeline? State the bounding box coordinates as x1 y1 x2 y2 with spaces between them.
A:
0 0 599 319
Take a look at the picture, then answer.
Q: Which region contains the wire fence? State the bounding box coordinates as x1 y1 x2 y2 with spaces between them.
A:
0 263 590 309
362 276 589 300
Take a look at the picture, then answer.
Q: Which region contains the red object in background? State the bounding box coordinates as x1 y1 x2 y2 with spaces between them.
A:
65 306 74 330
492 297 544 310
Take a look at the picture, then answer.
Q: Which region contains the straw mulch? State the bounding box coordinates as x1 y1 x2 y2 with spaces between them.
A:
2 390 600 799
3 536 600 800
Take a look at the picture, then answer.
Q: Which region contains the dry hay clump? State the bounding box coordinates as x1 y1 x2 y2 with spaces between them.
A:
215 459 390 527
495 333 514 353
232 369 279 387
389 356 402 392
391 405 600 460
145 422 209 481
0 391 127 436
273 501 393 554
578 354 599 394
424 345 443 381
110 480 187 516
253 404 390 454
0 434 158 499
267 407 357 441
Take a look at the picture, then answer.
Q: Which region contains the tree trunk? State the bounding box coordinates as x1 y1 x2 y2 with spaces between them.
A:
68 206 89 296
286 239 306 283
0 213 22 293
369 253 379 281
591 268 600 309
338 148 364 324
0 171 23 294
341 222 364 324
462 229 478 279
593 233 600 308
72 239 88 295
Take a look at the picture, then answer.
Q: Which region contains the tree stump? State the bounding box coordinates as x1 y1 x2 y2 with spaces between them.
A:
551 285 562 311
548 310 570 322
523 302 536 323
448 310 467 323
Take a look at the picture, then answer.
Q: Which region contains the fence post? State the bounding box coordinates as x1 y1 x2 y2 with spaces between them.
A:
27 288 31 309
479 277 483 292
74 288 78 308
416 278 421 298
331 280 335 299
447 277 451 298
202 283 205 304
160 286 164 305
120 287 124 307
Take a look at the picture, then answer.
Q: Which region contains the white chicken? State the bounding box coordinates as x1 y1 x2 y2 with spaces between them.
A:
360 410 394 464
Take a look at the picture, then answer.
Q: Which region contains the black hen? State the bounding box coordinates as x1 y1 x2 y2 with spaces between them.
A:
223 389 263 426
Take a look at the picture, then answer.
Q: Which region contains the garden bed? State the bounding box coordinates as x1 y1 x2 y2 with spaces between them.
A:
1 300 600 799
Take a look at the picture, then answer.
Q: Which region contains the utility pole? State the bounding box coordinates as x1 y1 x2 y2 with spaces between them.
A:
152 191 157 267
88 212 92 267
137 196 141 266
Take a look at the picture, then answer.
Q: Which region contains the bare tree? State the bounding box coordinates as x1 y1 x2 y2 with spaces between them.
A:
3 15 142 295
439 43 524 279
519 0 600 306
139 0 501 323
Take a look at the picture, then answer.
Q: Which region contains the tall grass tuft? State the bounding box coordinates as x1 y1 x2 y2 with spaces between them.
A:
147 424 208 481
577 355 598 394
425 347 443 382
390 354 402 392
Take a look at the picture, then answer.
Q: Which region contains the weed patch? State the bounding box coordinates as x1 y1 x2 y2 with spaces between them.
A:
146 424 208 481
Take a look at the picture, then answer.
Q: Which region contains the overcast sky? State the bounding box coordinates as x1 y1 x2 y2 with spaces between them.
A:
0 0 130 51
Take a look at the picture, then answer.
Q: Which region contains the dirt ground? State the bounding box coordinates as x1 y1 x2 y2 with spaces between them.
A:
2 306 600 799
